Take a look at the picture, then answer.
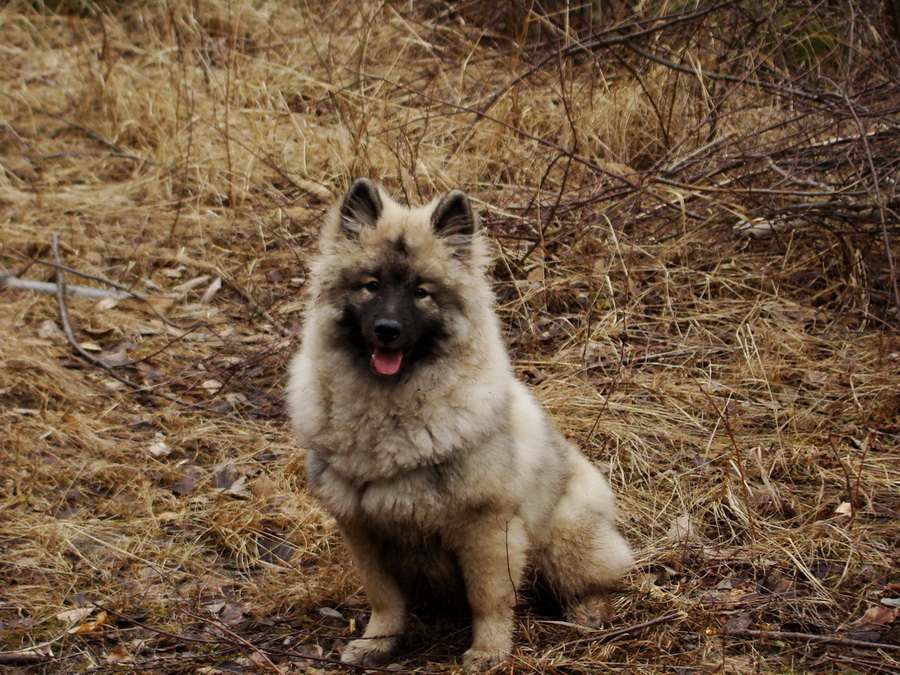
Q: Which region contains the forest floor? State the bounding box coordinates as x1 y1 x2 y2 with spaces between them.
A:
1 1 898 673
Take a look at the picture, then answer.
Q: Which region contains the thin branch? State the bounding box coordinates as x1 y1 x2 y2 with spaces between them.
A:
175 254 291 336
560 611 688 648
450 2 735 155
0 92 156 166
692 375 758 542
623 40 837 106
727 627 900 652
50 235 235 414
837 84 900 326
9 252 193 330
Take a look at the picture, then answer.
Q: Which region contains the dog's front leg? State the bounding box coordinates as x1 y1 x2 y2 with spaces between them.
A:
448 513 527 672
337 520 406 667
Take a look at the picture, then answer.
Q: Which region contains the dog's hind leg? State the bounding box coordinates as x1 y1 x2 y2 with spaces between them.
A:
535 451 633 628
338 521 406 667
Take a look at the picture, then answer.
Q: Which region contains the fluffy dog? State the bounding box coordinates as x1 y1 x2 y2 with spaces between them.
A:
287 178 633 671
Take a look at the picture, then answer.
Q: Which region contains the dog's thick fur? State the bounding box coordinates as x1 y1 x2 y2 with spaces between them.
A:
287 179 633 671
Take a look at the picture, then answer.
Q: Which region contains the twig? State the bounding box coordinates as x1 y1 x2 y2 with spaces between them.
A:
8 252 193 330
726 627 900 652
0 651 45 665
837 83 900 327
52 235 142 386
185 610 284 674
90 602 222 645
49 235 232 414
691 375 758 542
182 609 396 673
450 2 735 155
368 73 703 220
623 40 836 106
175 254 291 336
560 611 688 648
0 92 156 166
1 275 134 299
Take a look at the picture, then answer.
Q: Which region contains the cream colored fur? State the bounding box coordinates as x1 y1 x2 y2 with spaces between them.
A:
287 181 633 671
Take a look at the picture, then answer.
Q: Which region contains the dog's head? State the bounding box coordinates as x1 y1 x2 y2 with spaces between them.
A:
315 178 485 379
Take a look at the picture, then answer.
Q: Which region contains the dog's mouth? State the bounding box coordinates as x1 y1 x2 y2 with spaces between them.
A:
371 347 404 376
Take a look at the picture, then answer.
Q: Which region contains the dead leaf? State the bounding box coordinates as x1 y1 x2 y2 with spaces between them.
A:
833 501 853 517
212 464 238 490
725 613 751 631
224 475 249 498
854 605 900 630
105 646 132 664
250 473 276 497
172 465 201 496
37 319 65 343
68 610 108 634
135 360 164 381
200 277 222 304
118 295 178 316
526 265 545 281
148 440 172 459
666 514 695 540
296 644 324 660
257 531 297 563
219 601 247 627
94 297 118 311
201 598 227 614
317 606 343 620
173 274 210 292
56 607 93 625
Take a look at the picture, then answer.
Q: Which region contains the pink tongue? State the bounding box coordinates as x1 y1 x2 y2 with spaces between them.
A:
372 348 403 376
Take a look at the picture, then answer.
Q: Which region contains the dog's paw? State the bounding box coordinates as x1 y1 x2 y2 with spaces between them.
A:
461 647 507 672
565 593 612 629
340 636 399 667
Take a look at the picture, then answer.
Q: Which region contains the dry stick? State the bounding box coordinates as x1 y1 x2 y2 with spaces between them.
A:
175 255 291 336
839 86 900 327
561 611 687 648
90 602 223 646
375 76 702 220
181 609 396 673
450 1 734 155
726 627 900 653
19 254 193 330
52 235 146 391
188 610 284 674
691 375 758 542
622 41 837 106
51 236 231 414
0 651 45 666
850 432 873 527
0 93 156 166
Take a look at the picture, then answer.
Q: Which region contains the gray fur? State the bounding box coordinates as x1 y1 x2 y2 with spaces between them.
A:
287 180 633 671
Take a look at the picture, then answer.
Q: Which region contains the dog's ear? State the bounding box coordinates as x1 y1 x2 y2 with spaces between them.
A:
339 178 382 237
432 190 477 251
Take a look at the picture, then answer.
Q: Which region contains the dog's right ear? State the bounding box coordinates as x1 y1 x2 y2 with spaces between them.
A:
339 178 382 238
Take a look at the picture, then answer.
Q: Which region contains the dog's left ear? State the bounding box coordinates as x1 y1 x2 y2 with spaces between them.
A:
432 190 477 251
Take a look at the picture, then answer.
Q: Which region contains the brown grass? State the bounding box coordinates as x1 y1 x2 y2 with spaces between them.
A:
1 1 898 673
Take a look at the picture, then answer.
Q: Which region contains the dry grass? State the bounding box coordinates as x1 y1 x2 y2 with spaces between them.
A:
1 1 898 673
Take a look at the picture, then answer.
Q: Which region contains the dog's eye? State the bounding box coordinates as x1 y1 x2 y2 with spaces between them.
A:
414 286 429 299
364 280 379 293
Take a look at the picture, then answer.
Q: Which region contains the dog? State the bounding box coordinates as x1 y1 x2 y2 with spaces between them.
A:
286 178 633 671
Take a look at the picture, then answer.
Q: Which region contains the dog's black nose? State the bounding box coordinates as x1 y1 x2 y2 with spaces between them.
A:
374 319 402 344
